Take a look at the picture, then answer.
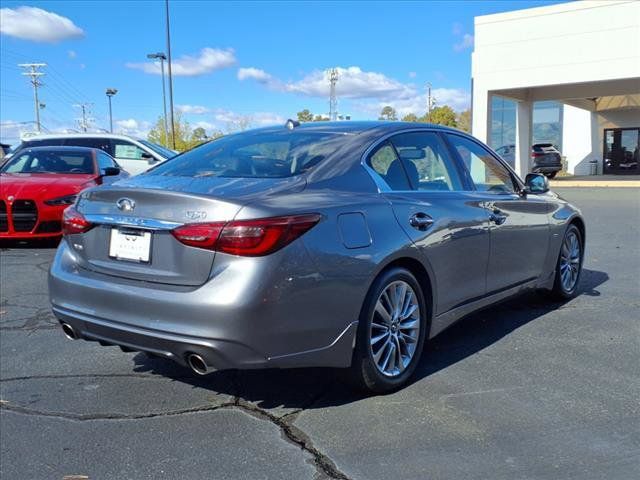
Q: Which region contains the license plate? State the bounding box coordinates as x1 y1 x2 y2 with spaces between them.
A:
109 228 151 263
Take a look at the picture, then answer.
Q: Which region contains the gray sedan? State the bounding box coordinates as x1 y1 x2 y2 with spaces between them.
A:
49 121 585 392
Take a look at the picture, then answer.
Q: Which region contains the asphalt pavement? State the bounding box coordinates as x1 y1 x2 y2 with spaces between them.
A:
1 188 639 480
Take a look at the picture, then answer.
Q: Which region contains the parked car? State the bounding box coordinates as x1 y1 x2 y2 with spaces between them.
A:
495 143 563 178
49 122 585 392
15 133 175 176
1 146 128 240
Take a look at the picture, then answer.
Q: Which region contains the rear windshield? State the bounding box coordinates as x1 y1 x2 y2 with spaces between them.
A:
1 150 95 174
148 130 346 178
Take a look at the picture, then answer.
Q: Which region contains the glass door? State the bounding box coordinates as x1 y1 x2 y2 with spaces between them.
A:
604 128 640 175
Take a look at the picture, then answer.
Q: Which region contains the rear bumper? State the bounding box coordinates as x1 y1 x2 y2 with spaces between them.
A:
49 239 361 371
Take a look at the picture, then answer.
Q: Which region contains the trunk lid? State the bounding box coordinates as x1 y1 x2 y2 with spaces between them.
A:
71 175 305 286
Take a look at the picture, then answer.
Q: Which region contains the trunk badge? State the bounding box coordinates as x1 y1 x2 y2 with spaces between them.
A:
116 198 135 212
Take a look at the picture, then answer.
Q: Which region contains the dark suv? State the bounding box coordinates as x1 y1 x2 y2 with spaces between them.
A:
495 143 562 178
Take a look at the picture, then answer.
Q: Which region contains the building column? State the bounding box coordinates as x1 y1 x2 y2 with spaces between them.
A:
515 100 532 178
471 83 491 144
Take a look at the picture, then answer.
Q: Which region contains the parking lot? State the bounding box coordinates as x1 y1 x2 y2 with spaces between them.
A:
0 188 638 480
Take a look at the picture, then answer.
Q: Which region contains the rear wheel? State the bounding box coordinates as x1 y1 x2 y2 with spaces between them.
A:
549 224 583 299
350 267 427 393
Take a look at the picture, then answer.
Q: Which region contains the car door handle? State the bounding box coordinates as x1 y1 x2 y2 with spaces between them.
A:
489 209 507 225
409 213 434 231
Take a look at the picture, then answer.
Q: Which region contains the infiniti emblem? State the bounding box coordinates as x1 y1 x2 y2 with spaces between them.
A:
116 198 135 212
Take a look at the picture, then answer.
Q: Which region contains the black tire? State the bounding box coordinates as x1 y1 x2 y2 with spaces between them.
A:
350 267 428 393
549 224 583 300
545 171 558 179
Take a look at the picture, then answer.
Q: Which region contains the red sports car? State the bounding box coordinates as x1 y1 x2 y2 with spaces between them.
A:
0 146 128 239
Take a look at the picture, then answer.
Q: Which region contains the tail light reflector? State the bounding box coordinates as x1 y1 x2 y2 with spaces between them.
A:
172 214 321 256
62 206 93 235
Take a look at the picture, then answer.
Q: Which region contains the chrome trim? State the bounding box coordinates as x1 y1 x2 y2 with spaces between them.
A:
84 214 182 230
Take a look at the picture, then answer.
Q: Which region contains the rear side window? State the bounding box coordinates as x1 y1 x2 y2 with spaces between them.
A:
446 134 516 194
149 130 347 178
21 139 65 148
390 132 462 191
368 142 411 190
63 137 112 154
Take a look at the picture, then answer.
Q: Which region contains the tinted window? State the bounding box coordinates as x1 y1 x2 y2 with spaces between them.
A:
447 134 516 194
149 131 346 178
97 151 116 170
139 140 175 159
21 139 65 148
367 142 411 190
112 140 148 160
1 150 95 174
390 132 462 191
64 137 112 154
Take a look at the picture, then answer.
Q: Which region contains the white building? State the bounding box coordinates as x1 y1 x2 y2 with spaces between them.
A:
472 0 640 176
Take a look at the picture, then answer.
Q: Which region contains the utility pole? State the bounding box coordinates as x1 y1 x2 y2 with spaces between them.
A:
106 88 118 133
165 0 176 149
74 103 93 132
328 68 339 121
18 63 46 133
426 82 436 123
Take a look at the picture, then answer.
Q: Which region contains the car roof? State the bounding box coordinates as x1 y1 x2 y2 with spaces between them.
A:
16 145 99 153
23 133 143 142
243 120 466 136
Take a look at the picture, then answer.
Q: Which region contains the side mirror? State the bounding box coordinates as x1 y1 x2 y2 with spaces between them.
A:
141 152 157 164
102 166 120 177
525 173 549 194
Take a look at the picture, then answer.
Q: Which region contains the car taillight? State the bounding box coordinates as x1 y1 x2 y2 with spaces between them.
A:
62 206 93 235
531 152 545 158
172 214 321 256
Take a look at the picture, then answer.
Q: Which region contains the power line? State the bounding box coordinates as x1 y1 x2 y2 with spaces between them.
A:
18 63 46 133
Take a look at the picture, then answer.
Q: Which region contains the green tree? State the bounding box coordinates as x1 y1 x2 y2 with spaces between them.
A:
378 106 398 121
191 127 208 143
297 109 314 122
425 105 457 127
148 111 196 152
313 114 329 122
456 109 471 133
401 113 419 122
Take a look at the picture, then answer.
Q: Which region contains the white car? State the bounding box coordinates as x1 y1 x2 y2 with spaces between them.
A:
16 133 175 175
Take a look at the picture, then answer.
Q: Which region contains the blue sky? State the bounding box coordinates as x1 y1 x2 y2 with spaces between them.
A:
1 0 562 144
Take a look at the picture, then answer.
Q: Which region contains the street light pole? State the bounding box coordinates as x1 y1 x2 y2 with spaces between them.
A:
165 0 176 149
106 88 118 133
147 52 169 145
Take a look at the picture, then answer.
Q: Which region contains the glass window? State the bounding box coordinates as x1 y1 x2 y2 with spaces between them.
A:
490 96 516 150
149 131 346 178
112 140 147 160
390 132 462 191
447 134 516 194
64 137 112 154
367 142 411 190
139 140 175 159
97 152 116 170
1 150 95 174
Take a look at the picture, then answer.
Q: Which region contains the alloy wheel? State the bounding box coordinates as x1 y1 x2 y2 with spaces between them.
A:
369 280 420 377
560 230 581 292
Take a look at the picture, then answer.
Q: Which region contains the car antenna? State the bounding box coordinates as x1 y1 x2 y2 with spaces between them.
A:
285 119 300 130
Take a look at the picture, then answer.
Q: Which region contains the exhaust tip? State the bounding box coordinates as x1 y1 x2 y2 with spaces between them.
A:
186 353 208 375
61 323 77 340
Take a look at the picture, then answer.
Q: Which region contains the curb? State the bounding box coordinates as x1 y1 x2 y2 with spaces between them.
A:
550 181 640 188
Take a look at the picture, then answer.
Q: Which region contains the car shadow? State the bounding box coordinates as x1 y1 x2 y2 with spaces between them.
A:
0 237 60 249
131 268 608 411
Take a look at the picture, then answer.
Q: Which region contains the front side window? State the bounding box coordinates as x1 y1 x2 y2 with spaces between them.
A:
149 130 346 178
390 132 462 191
97 152 116 170
112 140 148 160
447 134 516 194
1 150 95 174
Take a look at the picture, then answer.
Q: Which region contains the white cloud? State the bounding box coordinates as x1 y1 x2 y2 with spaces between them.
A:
355 87 471 118
453 33 474 52
237 67 273 83
115 119 152 138
176 104 210 115
0 6 84 43
67 50 77 59
408 72 417 79
126 48 236 77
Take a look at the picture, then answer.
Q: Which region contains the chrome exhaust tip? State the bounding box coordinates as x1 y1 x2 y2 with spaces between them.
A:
61 323 78 340
186 353 208 375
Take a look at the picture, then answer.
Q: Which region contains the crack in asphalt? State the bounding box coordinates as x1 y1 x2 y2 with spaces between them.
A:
0 373 351 480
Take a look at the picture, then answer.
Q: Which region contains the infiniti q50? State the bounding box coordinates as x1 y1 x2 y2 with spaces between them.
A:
49 121 585 392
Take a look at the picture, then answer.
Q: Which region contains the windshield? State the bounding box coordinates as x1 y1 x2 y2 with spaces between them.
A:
1 149 95 174
148 130 345 178
139 140 176 159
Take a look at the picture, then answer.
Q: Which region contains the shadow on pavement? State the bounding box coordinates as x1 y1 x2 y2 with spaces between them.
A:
0 237 60 249
131 268 608 410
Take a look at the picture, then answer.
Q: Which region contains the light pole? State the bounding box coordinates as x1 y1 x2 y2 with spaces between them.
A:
165 0 176 149
106 88 117 133
147 52 168 144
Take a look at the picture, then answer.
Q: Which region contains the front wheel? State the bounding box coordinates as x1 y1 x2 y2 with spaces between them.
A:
350 268 427 393
549 224 583 299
